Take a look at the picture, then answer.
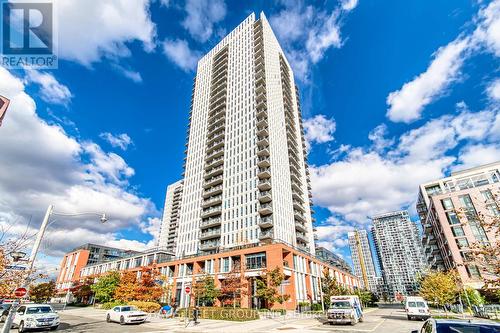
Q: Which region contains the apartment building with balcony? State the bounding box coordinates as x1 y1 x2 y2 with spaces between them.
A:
158 180 183 252
348 230 380 293
371 210 426 299
80 241 359 310
416 161 500 288
55 243 138 296
176 12 315 257
315 246 352 274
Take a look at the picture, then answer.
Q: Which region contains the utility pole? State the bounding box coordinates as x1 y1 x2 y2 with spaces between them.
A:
1 205 106 333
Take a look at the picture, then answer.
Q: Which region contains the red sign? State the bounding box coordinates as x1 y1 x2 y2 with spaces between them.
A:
14 288 27 298
185 286 191 294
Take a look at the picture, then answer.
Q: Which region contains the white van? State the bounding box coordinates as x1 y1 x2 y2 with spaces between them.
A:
405 296 430 320
327 296 364 325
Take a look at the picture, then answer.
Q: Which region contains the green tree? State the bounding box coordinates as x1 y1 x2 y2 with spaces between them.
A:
256 267 290 309
321 268 349 307
354 289 377 308
193 275 220 306
419 270 459 311
91 271 120 303
30 281 55 302
461 287 484 307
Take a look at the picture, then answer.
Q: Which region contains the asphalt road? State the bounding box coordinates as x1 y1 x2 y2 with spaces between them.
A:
0 307 428 333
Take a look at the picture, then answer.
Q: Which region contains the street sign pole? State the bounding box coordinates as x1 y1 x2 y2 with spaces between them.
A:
184 286 191 328
1 288 26 333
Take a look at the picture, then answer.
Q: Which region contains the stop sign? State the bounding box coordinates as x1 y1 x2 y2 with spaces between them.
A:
185 286 191 294
14 287 27 298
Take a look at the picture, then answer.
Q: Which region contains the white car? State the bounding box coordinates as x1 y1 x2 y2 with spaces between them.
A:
405 296 430 320
12 304 60 332
106 305 147 325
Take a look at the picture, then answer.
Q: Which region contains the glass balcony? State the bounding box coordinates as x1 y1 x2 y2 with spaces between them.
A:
202 184 223 198
206 147 224 160
258 179 271 191
258 203 273 216
200 218 221 229
257 156 270 168
295 220 306 232
201 205 222 219
202 195 222 208
199 229 221 241
257 146 270 157
206 139 224 153
259 230 273 240
200 240 221 251
257 125 268 136
293 200 304 211
257 136 269 147
258 167 271 179
296 232 308 242
205 156 224 169
294 210 305 222
203 174 223 189
259 190 272 203
259 216 273 228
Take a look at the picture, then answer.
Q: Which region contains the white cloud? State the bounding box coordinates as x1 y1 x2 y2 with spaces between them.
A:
303 114 336 149
386 0 500 123
162 39 200 72
386 37 470 123
181 0 226 42
487 78 500 100
315 217 354 252
305 11 342 63
455 143 500 170
24 70 72 106
368 124 394 152
100 132 134 150
0 66 157 259
311 108 499 224
111 63 143 83
474 0 500 57
57 0 156 66
341 0 359 11
269 1 356 82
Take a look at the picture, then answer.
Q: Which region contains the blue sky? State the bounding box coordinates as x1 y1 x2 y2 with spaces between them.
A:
0 0 498 273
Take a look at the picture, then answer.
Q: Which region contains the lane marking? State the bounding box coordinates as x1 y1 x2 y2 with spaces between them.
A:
312 319 386 332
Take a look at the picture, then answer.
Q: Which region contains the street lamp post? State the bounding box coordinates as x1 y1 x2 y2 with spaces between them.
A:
1 205 107 333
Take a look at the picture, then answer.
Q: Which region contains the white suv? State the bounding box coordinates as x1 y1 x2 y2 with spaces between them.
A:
12 304 60 332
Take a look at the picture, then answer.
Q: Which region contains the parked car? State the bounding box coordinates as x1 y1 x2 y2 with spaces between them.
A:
405 296 430 320
0 303 11 322
106 305 147 325
327 295 364 325
12 304 60 332
411 318 500 333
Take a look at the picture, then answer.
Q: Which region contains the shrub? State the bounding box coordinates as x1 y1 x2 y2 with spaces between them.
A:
311 303 323 311
101 300 125 309
128 301 161 313
178 307 259 321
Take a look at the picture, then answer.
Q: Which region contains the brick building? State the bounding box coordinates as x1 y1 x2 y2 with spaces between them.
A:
79 241 359 310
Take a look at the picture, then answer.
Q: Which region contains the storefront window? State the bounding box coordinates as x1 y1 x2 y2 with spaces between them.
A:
246 252 266 269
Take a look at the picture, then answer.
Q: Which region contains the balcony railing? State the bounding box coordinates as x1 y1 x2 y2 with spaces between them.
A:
200 218 222 229
201 205 222 218
259 216 273 228
259 190 272 203
200 229 221 240
259 230 273 240
203 185 223 198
